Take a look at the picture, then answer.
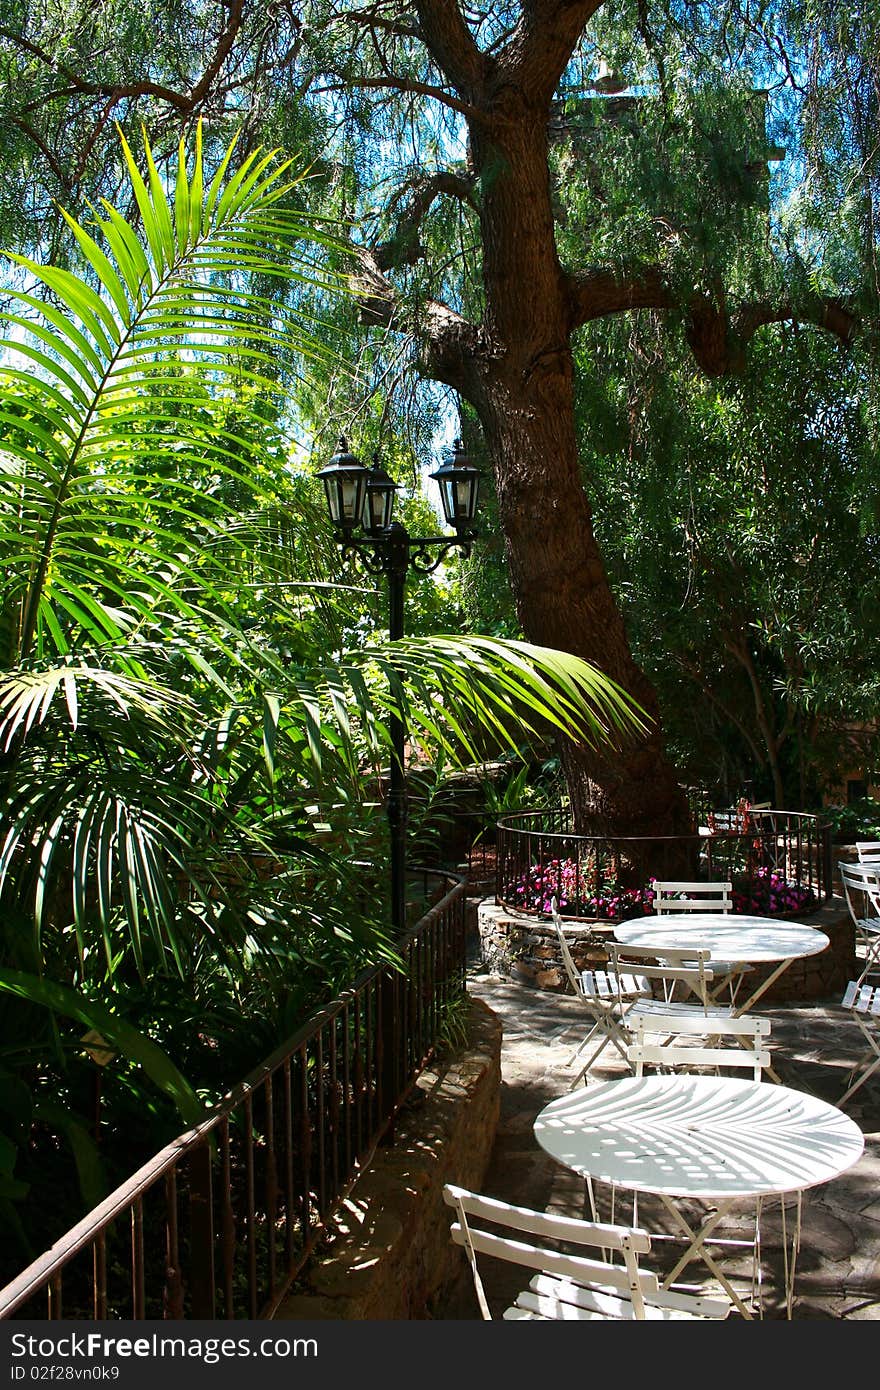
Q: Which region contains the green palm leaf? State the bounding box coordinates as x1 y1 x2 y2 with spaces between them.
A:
0 122 346 664
0 972 203 1126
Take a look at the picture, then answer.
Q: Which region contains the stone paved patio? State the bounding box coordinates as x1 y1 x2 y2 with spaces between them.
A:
441 916 880 1320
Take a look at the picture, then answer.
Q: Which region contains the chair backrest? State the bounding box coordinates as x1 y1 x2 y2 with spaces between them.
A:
856 841 880 863
842 979 880 1015
626 1016 771 1081
839 861 880 922
550 896 584 996
442 1184 656 1320
608 941 713 1008
653 880 733 914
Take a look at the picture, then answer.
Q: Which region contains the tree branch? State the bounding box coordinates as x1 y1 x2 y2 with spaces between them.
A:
312 74 485 124
411 0 488 98
566 268 858 373
349 245 484 395
188 0 247 108
734 298 857 349
339 9 423 43
565 266 674 327
8 114 72 191
501 1 605 104
374 170 478 271
1 1 250 121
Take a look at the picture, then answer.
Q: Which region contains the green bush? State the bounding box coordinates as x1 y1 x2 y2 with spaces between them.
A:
819 798 880 840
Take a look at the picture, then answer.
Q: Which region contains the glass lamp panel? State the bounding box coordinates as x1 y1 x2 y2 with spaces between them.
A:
317 437 369 532
363 459 398 534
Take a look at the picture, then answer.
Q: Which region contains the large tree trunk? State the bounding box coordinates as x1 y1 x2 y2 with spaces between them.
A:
463 92 692 837
479 375 692 836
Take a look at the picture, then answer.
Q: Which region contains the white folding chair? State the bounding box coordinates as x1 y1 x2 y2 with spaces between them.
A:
855 841 880 863
839 980 880 1105
608 942 775 1076
609 941 722 1013
838 861 880 980
627 1015 772 1082
611 1028 773 1311
653 880 733 913
652 879 753 1002
550 898 650 1086
442 1185 732 1321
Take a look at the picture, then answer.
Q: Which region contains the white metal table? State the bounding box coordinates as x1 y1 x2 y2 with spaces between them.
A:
615 914 830 1015
534 1073 864 1318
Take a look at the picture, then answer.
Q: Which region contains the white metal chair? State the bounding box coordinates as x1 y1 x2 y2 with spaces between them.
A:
627 1015 772 1082
442 1184 732 1321
838 861 880 980
653 880 733 913
839 980 880 1105
617 1027 772 1309
609 940 721 1012
651 879 754 1001
855 841 880 863
550 898 650 1086
608 942 773 1072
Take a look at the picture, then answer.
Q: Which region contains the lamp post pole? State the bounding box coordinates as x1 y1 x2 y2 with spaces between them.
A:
317 437 481 936
384 522 409 933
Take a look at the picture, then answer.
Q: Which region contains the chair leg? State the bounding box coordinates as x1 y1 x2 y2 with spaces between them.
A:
568 1023 632 1088
565 1015 606 1066
839 1037 880 1104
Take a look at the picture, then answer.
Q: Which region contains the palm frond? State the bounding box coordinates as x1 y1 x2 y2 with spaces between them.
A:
278 634 648 768
0 122 347 664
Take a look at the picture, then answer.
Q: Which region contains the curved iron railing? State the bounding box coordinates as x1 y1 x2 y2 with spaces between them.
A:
496 808 833 920
0 869 467 1322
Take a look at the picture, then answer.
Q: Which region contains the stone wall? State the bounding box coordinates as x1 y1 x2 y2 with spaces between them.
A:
477 898 856 1003
274 996 501 1321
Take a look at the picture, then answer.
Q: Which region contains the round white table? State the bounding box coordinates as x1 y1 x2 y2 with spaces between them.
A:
534 1073 864 1317
615 913 830 1015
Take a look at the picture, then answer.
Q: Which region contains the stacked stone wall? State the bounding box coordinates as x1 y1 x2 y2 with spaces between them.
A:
275 997 501 1321
477 899 855 1003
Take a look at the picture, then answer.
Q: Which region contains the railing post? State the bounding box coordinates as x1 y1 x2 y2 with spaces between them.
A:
378 967 400 1143
187 1144 215 1319
821 821 833 900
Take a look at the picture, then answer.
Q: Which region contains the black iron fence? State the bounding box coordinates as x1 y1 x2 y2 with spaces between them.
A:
496 808 833 919
0 870 467 1321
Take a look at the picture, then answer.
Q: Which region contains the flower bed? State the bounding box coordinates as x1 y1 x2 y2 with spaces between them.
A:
508 859 656 920
511 859 816 920
731 867 816 917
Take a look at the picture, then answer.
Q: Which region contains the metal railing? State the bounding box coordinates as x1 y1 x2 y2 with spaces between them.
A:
0 869 467 1321
496 808 833 918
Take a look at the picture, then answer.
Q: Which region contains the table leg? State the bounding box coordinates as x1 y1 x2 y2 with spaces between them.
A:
781 1192 802 1320
732 958 793 1017
655 1195 759 1319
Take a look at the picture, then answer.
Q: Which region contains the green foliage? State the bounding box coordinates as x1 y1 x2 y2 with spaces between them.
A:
435 989 471 1058
573 316 880 804
821 799 880 841
0 119 648 1265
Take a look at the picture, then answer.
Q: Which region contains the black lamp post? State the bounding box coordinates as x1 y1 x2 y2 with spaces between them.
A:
318 435 481 933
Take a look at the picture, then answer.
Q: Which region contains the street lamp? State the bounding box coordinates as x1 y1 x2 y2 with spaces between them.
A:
318 435 481 933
